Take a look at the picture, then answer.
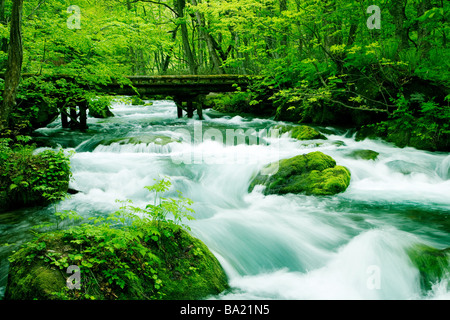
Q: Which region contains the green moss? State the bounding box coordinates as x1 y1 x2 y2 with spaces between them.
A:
0 145 72 212
347 149 379 161
5 222 228 300
291 125 327 140
407 244 450 292
100 135 180 147
88 96 115 118
249 151 351 196
274 125 327 141
157 231 229 300
131 96 144 105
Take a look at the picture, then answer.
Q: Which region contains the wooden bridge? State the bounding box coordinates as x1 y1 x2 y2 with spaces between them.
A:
61 74 251 129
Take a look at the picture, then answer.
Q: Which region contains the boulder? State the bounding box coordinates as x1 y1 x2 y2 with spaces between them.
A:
100 135 181 147
386 160 430 175
249 151 351 196
88 97 115 119
407 244 450 292
274 125 327 141
346 149 379 161
131 96 144 105
5 223 229 300
0 149 71 213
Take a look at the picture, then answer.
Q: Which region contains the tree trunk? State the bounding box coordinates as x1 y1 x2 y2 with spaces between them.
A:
0 0 23 131
388 0 410 53
416 0 433 56
190 0 224 74
174 0 198 74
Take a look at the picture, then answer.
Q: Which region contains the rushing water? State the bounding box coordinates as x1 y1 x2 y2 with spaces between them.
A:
1 99 449 300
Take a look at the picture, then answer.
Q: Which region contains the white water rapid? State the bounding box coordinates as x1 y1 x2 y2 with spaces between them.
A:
1 99 449 300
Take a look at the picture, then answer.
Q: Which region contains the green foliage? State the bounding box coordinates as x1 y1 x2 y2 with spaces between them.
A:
131 96 144 106
372 93 450 151
0 139 72 211
88 96 114 118
7 178 229 300
120 177 195 231
1 0 448 150
208 91 254 114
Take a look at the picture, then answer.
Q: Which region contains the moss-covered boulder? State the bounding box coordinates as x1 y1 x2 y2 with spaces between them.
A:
0 147 71 213
131 96 144 106
5 222 229 300
100 135 181 147
274 125 327 141
88 97 115 119
407 244 450 292
249 151 351 196
386 160 430 175
346 149 379 161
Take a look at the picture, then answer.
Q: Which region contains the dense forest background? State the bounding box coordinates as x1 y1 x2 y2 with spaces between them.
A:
0 0 449 149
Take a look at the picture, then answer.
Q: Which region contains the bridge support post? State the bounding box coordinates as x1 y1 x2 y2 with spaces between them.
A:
174 94 205 120
60 100 88 130
196 94 206 120
61 103 69 129
187 100 194 118
78 100 88 130
196 102 203 120
174 97 184 118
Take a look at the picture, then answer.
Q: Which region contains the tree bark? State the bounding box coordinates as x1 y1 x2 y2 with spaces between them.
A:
0 0 23 131
174 0 198 74
416 0 433 56
388 0 410 53
190 0 224 74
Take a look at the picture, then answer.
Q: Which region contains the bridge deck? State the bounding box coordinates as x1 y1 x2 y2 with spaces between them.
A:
108 74 250 96
4 73 253 128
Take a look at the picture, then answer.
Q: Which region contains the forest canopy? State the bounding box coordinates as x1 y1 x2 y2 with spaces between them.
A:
0 0 448 149
0 0 446 79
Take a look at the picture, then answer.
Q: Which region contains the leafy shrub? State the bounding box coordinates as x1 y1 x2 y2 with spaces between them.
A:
0 139 72 211
88 96 114 118
6 179 229 300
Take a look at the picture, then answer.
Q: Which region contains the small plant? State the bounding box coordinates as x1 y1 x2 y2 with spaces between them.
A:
11 178 197 300
120 177 195 231
0 140 73 212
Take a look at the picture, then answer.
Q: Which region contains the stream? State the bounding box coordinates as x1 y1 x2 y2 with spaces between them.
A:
1 98 449 300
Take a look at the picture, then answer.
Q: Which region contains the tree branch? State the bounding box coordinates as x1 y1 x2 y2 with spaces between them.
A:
129 0 178 16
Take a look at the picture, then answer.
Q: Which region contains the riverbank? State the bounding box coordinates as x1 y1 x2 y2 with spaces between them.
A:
1 99 449 300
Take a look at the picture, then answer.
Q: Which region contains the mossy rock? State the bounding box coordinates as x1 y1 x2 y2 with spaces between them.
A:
100 135 180 147
274 125 327 141
131 96 145 105
5 252 67 300
386 160 429 175
249 151 351 196
88 97 115 119
89 105 114 118
0 149 71 213
346 149 379 161
407 244 450 292
5 223 229 300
